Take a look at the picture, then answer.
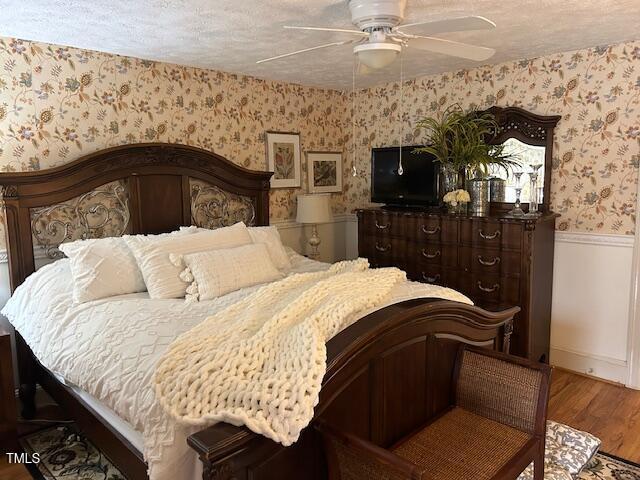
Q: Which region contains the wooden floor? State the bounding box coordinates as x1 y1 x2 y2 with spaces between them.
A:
2 370 640 479
549 369 640 463
0 455 31 480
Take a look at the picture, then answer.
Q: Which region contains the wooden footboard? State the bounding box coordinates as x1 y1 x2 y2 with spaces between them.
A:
188 299 518 480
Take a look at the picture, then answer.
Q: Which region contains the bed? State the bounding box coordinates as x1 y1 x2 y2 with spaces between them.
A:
0 143 518 480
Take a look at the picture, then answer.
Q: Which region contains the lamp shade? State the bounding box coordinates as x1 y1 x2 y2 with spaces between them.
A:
296 194 333 224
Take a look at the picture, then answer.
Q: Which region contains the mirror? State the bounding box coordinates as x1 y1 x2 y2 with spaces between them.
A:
488 138 546 204
484 106 561 214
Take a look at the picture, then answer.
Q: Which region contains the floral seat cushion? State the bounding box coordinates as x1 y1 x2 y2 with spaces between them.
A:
518 421 601 480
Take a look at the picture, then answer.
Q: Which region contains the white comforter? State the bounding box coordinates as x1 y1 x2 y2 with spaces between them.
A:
2 250 470 480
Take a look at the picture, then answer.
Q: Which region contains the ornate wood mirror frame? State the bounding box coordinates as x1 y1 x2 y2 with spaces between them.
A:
484 106 561 214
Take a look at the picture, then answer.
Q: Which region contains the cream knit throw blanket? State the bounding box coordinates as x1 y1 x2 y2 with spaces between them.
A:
154 259 405 445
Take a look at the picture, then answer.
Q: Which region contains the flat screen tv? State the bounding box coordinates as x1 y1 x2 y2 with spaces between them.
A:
371 145 439 207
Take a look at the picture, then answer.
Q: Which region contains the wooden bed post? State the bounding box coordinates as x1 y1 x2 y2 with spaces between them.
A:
1 186 38 418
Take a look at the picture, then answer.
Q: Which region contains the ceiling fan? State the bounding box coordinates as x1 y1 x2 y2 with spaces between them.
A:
256 0 497 70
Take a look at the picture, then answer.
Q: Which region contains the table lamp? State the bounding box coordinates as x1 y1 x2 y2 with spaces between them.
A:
296 194 332 260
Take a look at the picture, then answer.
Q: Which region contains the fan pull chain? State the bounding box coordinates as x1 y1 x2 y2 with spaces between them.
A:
397 51 404 176
351 58 358 177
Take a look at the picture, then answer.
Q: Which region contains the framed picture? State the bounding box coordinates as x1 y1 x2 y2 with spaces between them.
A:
307 151 343 193
266 131 301 188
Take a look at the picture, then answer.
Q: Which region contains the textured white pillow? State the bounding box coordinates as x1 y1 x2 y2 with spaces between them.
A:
181 243 283 302
180 225 292 271
247 226 292 271
126 222 252 299
59 227 199 304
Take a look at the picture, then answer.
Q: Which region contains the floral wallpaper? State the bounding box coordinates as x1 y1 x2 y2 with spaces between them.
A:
0 35 638 242
344 40 640 234
0 36 350 247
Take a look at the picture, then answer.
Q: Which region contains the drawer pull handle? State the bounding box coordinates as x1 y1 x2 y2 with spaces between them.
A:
477 281 500 293
375 243 391 252
421 249 441 259
375 221 391 230
422 273 441 283
477 255 501 266
421 225 441 235
479 229 501 240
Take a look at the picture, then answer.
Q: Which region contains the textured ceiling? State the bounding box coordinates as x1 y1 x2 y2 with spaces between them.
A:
1 0 639 89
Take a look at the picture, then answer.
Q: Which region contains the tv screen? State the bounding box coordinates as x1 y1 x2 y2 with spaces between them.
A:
371 146 439 207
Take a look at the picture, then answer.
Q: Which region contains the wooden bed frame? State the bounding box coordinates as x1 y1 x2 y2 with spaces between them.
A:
0 143 519 480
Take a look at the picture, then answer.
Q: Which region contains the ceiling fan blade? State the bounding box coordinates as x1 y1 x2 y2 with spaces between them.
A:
396 16 496 35
284 26 369 37
256 40 354 64
407 36 495 61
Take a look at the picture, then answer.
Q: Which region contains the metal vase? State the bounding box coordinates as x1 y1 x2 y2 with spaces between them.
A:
466 178 490 216
489 177 506 202
440 164 465 203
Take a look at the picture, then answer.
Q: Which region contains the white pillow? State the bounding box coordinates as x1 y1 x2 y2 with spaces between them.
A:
247 226 291 271
180 225 292 271
181 243 283 302
125 222 252 299
59 227 199 303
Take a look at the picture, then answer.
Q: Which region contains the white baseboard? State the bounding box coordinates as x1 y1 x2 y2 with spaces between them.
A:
550 346 628 384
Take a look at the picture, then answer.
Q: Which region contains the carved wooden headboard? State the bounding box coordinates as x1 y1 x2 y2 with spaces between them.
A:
0 143 273 292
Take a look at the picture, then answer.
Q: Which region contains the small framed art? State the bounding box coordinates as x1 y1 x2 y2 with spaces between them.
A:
266 131 301 188
307 151 343 193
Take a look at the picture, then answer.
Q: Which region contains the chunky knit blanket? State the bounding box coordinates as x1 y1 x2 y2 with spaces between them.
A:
154 259 405 445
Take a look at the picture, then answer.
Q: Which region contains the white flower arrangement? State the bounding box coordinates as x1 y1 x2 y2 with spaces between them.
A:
443 189 471 207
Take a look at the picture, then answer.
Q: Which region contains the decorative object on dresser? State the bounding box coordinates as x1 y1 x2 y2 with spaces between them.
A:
0 321 18 451
356 208 557 362
265 131 301 188
307 151 343 193
296 193 333 259
443 189 470 215
414 105 521 208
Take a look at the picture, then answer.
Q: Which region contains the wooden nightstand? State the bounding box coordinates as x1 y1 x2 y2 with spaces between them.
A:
0 323 18 450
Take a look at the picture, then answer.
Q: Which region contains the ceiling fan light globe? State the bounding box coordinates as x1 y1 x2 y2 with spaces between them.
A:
354 42 401 69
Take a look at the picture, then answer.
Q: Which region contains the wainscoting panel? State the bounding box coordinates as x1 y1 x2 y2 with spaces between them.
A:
550 232 634 384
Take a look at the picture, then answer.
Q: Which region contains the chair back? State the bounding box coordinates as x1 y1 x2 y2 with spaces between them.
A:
454 347 551 436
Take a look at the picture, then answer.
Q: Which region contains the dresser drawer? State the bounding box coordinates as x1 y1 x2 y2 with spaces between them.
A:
408 264 456 288
361 210 406 237
459 247 521 276
360 236 407 269
414 217 458 244
460 219 523 250
408 242 457 267
458 274 520 306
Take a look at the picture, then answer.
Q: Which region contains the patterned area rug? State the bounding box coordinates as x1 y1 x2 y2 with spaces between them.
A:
19 424 125 480
580 452 640 480
18 424 640 480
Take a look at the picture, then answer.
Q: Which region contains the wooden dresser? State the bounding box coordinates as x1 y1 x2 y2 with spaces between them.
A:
356 207 558 362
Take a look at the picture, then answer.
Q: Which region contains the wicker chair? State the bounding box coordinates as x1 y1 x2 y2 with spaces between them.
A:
317 346 552 480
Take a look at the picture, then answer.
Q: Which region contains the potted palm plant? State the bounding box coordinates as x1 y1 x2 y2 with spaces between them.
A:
414 105 518 215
